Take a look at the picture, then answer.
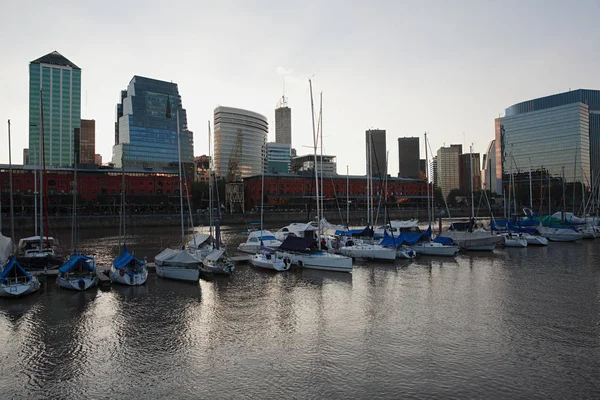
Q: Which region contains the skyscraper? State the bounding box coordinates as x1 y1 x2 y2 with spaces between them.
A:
496 89 598 194
266 142 291 173
80 119 95 164
459 152 481 193
397 137 420 178
436 145 461 197
29 51 81 166
275 96 291 145
366 129 386 177
214 106 267 179
112 76 194 171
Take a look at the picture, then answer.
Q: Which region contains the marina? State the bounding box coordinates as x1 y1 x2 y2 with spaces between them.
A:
1 225 599 398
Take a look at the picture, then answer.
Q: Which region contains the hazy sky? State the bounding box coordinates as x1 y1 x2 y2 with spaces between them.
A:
1 0 599 175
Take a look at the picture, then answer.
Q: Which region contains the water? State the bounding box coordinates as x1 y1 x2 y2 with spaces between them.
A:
1 226 600 399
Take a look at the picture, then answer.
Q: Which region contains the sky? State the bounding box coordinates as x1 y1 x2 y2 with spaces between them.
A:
1 0 600 175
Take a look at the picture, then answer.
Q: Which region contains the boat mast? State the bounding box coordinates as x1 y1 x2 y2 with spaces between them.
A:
529 159 533 210
319 92 324 225
539 166 543 228
39 88 49 250
71 145 78 254
309 79 320 249
425 132 430 229
562 166 566 222
260 142 265 239
208 120 213 242
175 103 185 250
346 165 349 227
7 120 15 242
469 145 475 221
120 149 126 247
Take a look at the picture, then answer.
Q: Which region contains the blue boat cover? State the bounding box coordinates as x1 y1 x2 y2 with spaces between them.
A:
59 254 96 273
335 226 373 237
113 246 145 269
0 257 32 281
433 236 454 245
379 230 425 247
278 236 314 253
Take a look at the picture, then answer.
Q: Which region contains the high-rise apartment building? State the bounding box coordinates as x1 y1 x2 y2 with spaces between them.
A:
481 140 498 193
112 76 194 171
366 129 387 177
430 156 438 188
29 51 81 166
266 142 291 173
94 154 102 165
275 96 291 145
496 89 599 193
436 145 461 197
459 153 481 193
80 119 95 164
397 137 420 178
214 106 267 179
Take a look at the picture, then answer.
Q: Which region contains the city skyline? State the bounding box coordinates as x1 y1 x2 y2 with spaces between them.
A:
2 1 600 175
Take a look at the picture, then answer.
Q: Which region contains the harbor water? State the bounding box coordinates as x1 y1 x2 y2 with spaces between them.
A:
1 226 599 399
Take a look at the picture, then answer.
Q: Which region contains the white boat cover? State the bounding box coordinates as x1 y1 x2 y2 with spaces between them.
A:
204 249 225 262
187 233 211 249
0 234 13 265
155 248 200 266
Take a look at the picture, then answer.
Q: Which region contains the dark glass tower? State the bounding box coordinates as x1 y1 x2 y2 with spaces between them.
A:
112 76 194 171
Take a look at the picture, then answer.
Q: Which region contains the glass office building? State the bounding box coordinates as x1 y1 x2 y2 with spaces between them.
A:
266 142 291 173
29 51 81 166
112 76 194 171
496 93 594 189
214 107 267 179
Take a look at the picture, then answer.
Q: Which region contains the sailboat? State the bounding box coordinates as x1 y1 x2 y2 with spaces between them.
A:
438 145 501 251
109 156 148 285
16 90 64 270
340 135 397 261
0 257 41 297
501 156 527 248
0 122 41 297
276 82 352 272
412 132 459 256
250 152 290 271
57 157 98 291
155 99 201 282
191 122 234 275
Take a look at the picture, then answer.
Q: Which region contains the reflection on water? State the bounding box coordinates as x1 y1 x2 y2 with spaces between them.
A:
1 226 599 399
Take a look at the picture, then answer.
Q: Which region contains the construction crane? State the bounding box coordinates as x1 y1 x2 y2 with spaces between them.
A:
225 128 244 213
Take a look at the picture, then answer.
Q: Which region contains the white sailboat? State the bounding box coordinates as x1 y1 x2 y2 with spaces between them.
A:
249 153 289 271
412 132 459 257
238 230 282 254
538 169 582 242
155 99 200 282
439 145 500 251
503 232 527 247
276 83 352 272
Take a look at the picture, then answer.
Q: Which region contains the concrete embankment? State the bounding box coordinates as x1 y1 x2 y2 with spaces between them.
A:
1 208 490 230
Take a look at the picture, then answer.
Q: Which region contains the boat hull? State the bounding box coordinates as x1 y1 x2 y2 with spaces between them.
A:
156 264 200 282
278 251 352 273
539 227 582 242
109 267 148 286
503 237 528 247
57 275 98 291
439 231 501 251
524 234 548 246
412 242 459 256
249 253 290 271
340 245 396 261
0 278 41 297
